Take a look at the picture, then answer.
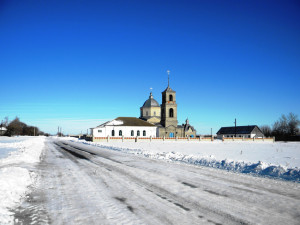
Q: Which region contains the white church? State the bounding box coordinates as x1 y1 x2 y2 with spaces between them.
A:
91 74 196 141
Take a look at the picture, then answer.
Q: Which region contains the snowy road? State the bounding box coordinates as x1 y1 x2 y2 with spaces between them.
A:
14 139 300 225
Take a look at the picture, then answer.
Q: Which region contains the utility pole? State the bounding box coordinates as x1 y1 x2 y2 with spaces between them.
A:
211 128 212 137
234 118 237 137
34 127 35 136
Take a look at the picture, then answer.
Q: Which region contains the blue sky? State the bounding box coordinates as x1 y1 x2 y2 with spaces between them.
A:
0 0 299 135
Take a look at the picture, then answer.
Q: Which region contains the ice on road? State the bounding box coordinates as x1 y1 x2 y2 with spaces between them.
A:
13 139 300 225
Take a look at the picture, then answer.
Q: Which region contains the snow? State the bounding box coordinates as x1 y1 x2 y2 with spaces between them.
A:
0 136 31 159
70 138 300 181
35 139 299 225
0 136 299 224
0 137 45 224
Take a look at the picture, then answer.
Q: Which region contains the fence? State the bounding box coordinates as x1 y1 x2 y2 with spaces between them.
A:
93 136 214 142
92 136 275 143
222 136 275 142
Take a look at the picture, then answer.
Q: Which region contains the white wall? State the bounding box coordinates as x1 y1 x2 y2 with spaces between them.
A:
217 134 256 139
93 126 157 138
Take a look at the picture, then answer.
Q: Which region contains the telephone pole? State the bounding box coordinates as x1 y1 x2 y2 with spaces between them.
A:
234 118 237 137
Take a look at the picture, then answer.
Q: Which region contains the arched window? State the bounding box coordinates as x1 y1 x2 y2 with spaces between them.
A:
131 130 134 136
112 130 115 136
146 111 148 116
169 94 173 101
143 130 146 136
154 111 156 116
119 130 122 136
169 108 174 117
137 130 140 136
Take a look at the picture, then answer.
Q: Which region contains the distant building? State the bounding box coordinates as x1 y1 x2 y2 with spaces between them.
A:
216 125 264 139
91 117 157 138
0 127 7 136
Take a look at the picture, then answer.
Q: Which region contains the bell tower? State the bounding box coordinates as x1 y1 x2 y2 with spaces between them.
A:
161 70 178 127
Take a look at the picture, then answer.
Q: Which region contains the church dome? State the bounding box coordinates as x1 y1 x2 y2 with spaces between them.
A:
142 92 160 107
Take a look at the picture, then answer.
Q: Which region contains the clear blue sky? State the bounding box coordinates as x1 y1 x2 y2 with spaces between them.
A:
1 0 299 135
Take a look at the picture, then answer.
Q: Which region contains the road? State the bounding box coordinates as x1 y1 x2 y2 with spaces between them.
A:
14 139 300 225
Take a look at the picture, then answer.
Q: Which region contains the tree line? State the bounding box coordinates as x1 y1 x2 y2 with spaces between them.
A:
260 113 300 141
0 116 49 136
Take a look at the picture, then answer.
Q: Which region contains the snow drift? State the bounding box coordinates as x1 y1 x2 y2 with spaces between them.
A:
0 137 45 224
71 139 300 182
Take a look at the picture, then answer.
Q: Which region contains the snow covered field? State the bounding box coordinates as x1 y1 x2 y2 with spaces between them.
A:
72 138 300 181
0 137 45 224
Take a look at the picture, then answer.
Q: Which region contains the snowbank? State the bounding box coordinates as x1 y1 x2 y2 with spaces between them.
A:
0 137 45 224
70 138 300 182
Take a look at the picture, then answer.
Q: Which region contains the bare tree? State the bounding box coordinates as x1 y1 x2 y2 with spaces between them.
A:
6 117 26 136
260 125 272 137
273 114 288 135
272 113 300 140
1 116 9 127
287 112 300 135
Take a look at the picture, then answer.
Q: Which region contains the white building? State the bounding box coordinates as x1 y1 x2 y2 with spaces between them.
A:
0 127 7 136
216 125 264 139
91 117 157 139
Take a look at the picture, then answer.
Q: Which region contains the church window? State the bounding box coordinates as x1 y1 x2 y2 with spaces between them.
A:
154 111 156 116
131 130 134 136
119 130 122 136
112 130 115 136
169 108 174 117
143 130 146 136
169 95 173 101
137 130 140 136
146 111 148 116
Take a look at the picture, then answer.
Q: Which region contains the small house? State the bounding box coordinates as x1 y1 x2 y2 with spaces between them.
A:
216 125 264 139
0 127 7 136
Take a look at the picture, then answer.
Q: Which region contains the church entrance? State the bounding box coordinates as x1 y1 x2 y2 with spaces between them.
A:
169 133 174 138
